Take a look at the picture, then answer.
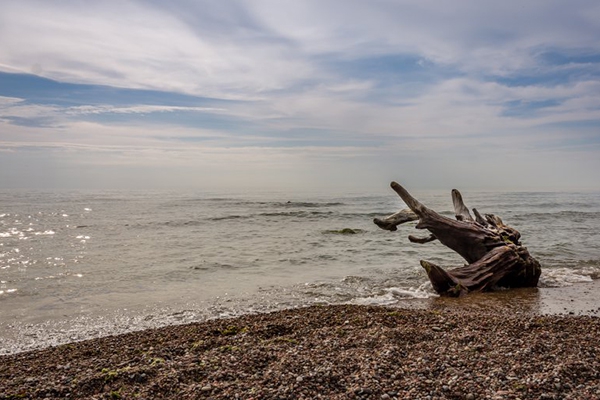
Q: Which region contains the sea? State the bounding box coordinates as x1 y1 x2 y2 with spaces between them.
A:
1 189 600 354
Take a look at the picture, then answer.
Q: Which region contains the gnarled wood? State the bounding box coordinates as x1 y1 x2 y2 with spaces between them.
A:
376 182 541 297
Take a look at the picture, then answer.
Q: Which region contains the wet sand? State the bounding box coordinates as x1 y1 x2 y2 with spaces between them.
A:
420 280 600 317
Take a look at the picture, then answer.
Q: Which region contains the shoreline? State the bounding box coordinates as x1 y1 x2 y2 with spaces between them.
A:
2 293 600 399
1 280 599 358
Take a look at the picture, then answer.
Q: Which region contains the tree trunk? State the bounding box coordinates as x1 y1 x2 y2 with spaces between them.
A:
374 182 541 297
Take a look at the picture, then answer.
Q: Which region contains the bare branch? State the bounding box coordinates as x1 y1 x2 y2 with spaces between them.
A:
408 234 438 244
373 209 418 231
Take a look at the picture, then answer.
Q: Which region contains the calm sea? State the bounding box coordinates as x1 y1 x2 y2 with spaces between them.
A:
1 189 599 354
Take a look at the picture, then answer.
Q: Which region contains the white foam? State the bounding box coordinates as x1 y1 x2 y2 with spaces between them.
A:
540 267 598 287
387 283 437 299
349 282 437 306
350 291 397 306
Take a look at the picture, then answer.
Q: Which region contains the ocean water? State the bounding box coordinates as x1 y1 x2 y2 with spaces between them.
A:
1 189 600 354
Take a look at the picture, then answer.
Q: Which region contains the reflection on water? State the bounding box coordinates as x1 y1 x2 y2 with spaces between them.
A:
429 287 542 314
423 280 600 317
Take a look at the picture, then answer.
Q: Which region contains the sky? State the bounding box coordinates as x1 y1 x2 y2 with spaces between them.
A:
0 0 599 193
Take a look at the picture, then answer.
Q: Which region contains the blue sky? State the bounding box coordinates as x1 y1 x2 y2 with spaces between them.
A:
1 0 599 192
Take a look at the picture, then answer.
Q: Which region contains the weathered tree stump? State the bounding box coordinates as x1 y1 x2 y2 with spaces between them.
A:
374 182 541 297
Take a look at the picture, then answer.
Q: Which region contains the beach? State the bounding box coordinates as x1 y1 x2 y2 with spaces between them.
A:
2 191 600 398
2 281 600 400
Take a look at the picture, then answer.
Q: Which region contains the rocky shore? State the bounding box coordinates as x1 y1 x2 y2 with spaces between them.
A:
1 304 599 399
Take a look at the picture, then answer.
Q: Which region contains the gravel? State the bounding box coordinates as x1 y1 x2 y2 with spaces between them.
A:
1 304 599 399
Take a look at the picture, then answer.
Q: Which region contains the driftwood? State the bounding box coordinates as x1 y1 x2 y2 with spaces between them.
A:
374 182 541 297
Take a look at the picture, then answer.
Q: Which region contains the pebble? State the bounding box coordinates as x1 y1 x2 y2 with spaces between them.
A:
1 305 600 400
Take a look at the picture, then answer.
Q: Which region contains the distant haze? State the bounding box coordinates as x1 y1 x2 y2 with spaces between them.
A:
1 1 599 193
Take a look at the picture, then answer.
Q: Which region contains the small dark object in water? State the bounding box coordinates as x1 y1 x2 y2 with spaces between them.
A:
323 228 364 235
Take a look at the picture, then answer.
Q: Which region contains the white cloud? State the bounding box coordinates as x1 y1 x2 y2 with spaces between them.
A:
2 0 597 98
251 0 600 73
0 96 23 105
0 1 599 191
64 105 226 115
0 1 315 99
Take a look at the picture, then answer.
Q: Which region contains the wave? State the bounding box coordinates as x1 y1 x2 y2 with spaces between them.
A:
349 283 437 305
127 209 339 227
190 262 239 271
514 211 600 220
207 215 249 222
260 210 335 217
539 261 600 287
208 210 336 221
176 198 345 208
272 201 344 208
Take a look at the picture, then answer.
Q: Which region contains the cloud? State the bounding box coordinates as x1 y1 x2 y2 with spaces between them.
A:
2 1 595 97
0 1 599 191
64 105 225 115
0 0 315 99
0 95 23 105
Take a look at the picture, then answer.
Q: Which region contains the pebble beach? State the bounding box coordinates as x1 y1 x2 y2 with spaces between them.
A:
2 297 599 400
